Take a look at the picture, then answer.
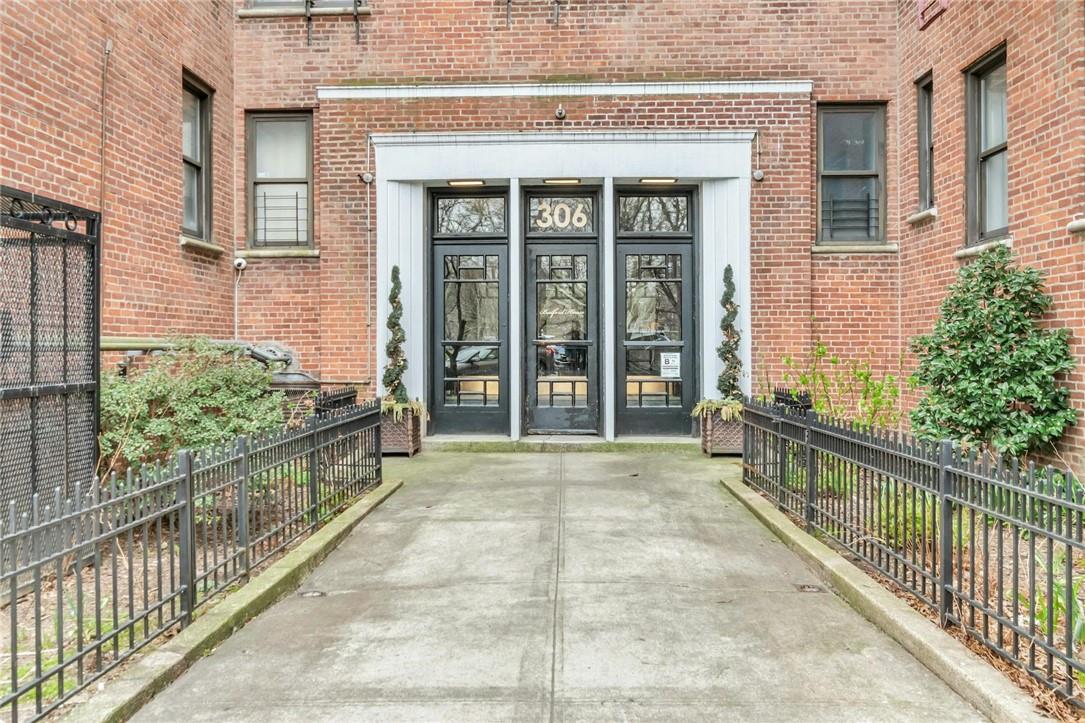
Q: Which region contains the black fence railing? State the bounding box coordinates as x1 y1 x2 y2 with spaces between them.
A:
1 187 100 519
1 401 382 721
743 397 1084 707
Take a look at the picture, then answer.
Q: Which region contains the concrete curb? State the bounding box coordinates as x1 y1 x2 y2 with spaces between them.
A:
61 480 403 723
719 476 1049 723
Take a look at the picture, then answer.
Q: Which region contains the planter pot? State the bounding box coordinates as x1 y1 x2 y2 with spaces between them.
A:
381 410 422 457
700 410 743 456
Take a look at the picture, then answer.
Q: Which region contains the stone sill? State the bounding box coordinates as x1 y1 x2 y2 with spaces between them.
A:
238 248 320 260
179 235 225 256
238 6 371 18
1068 218 1085 235
906 206 938 225
811 243 899 255
954 236 1012 259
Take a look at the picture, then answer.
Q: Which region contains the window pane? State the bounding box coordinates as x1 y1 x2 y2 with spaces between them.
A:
182 90 200 160
254 182 308 244
537 282 587 340
981 64 1007 150
625 347 682 408
618 195 689 233
255 120 308 179
443 345 500 407
528 196 593 233
822 111 876 172
443 255 500 342
625 254 682 342
981 150 1008 233
536 345 588 408
183 163 199 230
821 177 878 241
435 197 506 235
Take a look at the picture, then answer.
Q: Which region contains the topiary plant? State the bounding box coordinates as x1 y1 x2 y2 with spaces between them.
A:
716 264 742 401
693 264 743 420
382 265 409 406
910 245 1076 457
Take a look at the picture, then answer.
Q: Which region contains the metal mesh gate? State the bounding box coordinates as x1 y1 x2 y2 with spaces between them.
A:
0 186 99 517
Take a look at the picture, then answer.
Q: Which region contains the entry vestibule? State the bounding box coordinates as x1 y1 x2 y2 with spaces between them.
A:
373 131 753 441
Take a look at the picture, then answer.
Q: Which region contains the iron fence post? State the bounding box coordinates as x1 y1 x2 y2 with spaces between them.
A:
938 439 954 627
805 409 817 532
775 415 786 508
236 436 250 578
374 398 383 483
308 415 320 527
177 450 196 626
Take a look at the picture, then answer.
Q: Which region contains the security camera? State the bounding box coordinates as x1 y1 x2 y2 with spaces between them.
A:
233 257 248 271
555 104 566 121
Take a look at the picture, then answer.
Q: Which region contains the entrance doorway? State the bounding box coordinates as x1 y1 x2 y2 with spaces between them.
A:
524 190 600 434
615 189 696 435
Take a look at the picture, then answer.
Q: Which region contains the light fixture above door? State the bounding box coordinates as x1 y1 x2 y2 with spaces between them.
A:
542 178 581 185
447 179 485 187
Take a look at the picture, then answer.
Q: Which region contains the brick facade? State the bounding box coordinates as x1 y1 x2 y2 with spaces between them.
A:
2 1 1082 464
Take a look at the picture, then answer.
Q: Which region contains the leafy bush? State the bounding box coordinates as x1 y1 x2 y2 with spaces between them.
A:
910 246 1076 457
99 337 285 473
782 337 901 428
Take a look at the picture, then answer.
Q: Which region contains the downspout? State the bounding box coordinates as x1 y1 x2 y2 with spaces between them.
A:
98 39 112 229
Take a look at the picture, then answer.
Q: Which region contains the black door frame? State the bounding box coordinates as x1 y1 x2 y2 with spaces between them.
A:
522 187 602 435
427 188 511 435
613 186 698 436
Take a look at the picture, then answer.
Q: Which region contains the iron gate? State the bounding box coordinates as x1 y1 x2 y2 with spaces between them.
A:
0 186 100 517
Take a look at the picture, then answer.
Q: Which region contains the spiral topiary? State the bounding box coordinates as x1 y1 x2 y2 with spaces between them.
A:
382 265 409 405
716 264 742 401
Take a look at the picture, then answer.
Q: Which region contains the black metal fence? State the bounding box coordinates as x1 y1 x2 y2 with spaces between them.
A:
1 401 382 721
0 187 100 519
743 397 1084 706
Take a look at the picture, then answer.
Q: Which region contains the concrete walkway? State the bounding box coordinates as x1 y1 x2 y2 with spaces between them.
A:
135 452 982 722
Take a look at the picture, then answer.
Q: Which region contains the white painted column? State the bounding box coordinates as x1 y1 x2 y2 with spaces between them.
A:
602 177 616 440
508 179 522 440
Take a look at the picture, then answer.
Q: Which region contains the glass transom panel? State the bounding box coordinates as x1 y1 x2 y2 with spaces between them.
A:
528 196 593 234
618 195 689 234
436 197 506 235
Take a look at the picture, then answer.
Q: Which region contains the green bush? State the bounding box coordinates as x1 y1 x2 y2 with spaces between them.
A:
910 246 1076 457
98 337 285 474
782 337 901 429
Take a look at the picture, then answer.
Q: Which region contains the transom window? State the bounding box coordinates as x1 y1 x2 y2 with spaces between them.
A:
967 47 1008 244
434 196 506 236
246 112 313 247
817 105 886 243
181 73 212 239
618 195 690 234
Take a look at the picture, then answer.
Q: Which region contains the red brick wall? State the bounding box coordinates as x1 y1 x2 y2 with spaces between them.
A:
232 0 899 395
896 0 1085 470
1 0 236 345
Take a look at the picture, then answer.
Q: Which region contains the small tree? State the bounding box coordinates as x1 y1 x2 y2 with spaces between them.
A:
382 265 409 405
910 246 1076 457
716 264 742 400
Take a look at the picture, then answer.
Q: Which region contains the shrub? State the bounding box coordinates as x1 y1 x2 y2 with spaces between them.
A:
98 337 284 474
910 246 1076 457
782 337 901 428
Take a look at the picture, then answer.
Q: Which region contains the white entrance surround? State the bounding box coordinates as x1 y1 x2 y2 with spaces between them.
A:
372 131 753 440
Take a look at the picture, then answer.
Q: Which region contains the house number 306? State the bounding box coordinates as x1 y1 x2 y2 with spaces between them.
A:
534 200 589 231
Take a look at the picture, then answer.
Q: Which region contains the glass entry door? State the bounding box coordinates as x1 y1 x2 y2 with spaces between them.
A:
615 190 696 435
525 244 599 433
428 191 510 434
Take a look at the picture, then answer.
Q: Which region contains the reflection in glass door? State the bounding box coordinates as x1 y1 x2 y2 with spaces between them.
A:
615 190 695 435
525 245 599 433
429 192 509 434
